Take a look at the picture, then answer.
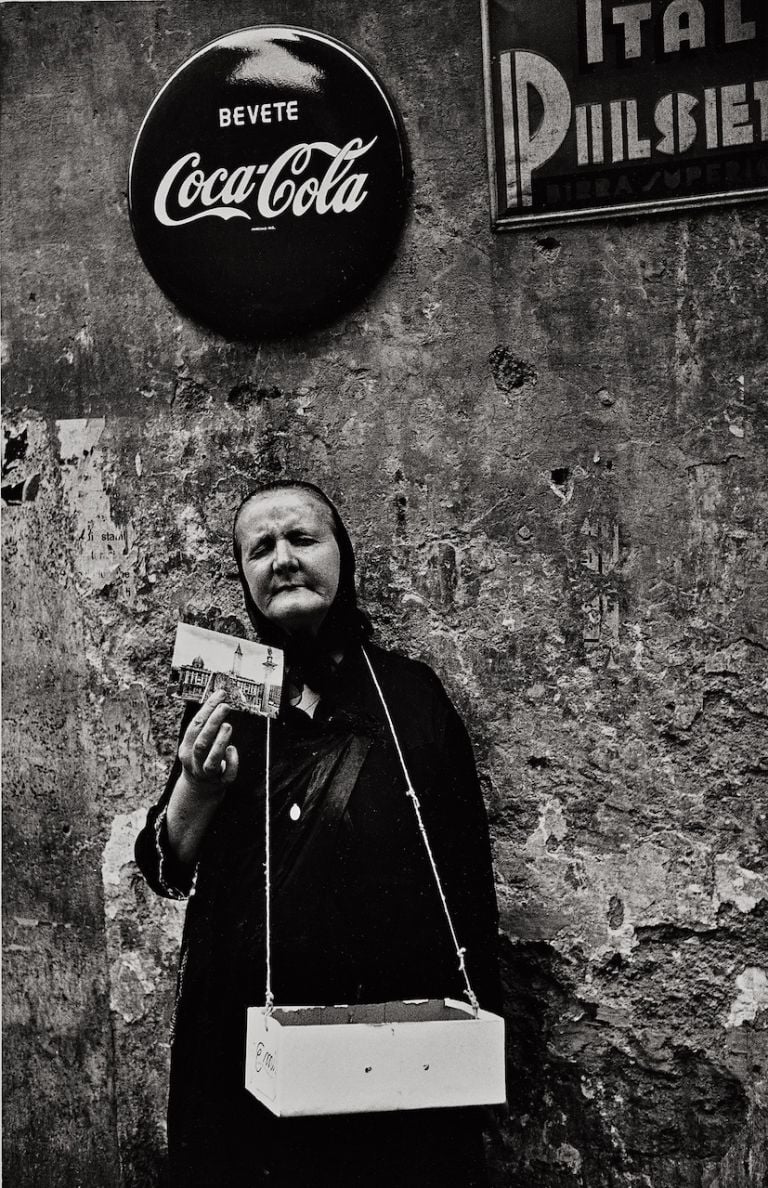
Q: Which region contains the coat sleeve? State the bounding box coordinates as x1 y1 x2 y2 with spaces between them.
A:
423 676 503 1016
134 702 198 899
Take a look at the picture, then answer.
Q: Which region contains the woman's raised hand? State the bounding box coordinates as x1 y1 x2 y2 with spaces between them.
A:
178 687 240 795
167 685 239 865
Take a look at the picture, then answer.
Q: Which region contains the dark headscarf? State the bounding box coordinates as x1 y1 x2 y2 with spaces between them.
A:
232 479 372 695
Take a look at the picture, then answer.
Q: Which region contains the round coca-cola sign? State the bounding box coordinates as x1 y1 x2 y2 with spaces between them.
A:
128 26 410 338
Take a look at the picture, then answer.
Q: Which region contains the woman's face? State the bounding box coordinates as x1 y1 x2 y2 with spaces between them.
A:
236 489 341 637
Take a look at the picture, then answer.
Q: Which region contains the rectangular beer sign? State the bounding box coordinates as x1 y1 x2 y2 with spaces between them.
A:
481 0 768 228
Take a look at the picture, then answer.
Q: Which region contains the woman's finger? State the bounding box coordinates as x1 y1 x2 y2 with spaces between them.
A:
221 744 239 785
200 722 233 775
186 689 227 738
180 698 232 775
190 702 231 758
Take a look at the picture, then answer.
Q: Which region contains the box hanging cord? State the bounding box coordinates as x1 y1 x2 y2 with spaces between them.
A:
261 652 480 1020
264 715 274 1019
361 647 480 1018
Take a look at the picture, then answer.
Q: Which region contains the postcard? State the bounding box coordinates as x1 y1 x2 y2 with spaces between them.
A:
169 622 284 718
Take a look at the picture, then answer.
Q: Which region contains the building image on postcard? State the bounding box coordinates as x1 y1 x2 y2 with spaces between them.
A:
173 641 280 715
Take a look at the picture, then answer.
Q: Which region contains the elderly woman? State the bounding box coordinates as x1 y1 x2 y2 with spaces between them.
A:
135 480 501 1188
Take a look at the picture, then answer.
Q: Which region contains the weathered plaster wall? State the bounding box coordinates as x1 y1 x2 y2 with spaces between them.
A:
2 2 767 1185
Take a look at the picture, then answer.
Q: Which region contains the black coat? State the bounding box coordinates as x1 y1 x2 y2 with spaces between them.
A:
135 643 501 1188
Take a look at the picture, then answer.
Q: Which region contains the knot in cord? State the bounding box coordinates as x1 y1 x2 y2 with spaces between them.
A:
456 948 480 1017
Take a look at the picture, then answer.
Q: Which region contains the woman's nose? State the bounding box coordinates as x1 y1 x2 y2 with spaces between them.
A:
272 539 298 571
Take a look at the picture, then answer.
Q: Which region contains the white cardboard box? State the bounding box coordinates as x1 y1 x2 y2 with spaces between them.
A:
244 998 506 1117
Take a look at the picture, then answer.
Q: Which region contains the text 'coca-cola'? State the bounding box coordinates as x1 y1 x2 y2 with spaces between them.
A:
154 139 377 226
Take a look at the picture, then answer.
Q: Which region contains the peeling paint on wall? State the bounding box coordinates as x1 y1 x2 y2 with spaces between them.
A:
715 856 768 916
56 418 138 594
726 968 768 1029
102 808 184 1183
